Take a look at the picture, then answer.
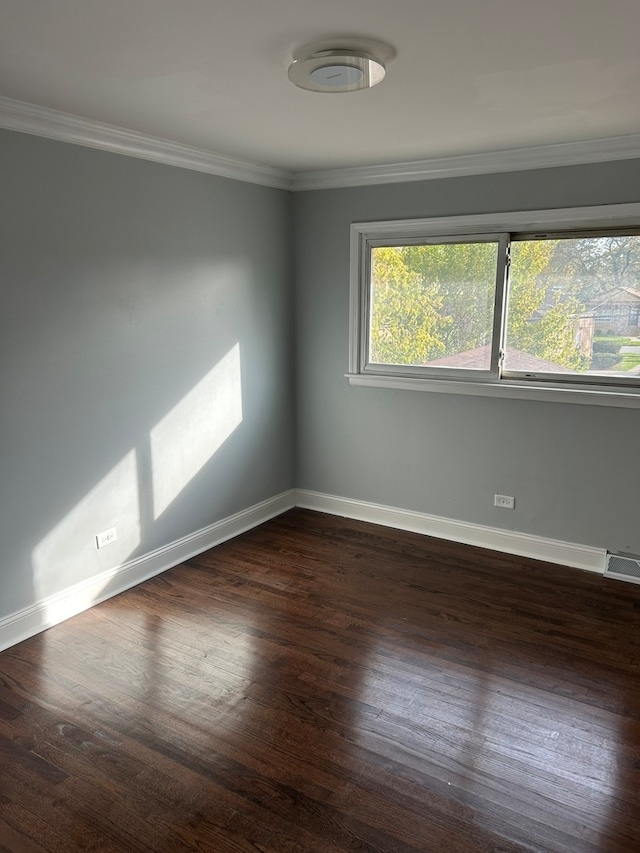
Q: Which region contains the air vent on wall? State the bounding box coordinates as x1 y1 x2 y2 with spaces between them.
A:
605 553 640 585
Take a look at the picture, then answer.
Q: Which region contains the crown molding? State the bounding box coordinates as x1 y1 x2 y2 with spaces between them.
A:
3 96 640 193
292 134 640 191
0 96 294 191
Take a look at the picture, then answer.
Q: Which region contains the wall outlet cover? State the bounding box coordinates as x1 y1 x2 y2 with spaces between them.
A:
96 527 117 549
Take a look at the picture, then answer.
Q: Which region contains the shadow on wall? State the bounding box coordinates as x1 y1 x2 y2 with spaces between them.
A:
31 342 243 627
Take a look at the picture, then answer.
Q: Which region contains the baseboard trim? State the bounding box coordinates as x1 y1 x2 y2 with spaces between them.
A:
294 490 606 574
0 488 606 653
0 490 295 653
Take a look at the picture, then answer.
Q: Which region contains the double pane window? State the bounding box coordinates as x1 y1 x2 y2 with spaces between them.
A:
359 227 640 388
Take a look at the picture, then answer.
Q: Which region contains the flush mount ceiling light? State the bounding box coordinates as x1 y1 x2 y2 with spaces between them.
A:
288 47 387 93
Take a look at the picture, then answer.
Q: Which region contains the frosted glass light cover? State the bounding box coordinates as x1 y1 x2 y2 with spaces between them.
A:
309 65 364 88
288 50 386 93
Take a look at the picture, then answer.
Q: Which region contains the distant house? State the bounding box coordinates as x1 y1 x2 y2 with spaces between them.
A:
583 286 640 336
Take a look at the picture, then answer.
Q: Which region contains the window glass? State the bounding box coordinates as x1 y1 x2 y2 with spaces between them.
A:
505 235 640 378
369 241 500 370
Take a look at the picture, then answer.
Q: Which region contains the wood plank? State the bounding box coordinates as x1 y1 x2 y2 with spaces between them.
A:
1 508 639 852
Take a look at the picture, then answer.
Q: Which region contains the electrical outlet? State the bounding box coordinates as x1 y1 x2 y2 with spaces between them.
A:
494 494 515 510
96 527 117 549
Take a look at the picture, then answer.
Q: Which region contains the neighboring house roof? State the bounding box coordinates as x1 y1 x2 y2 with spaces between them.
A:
587 286 640 312
424 344 573 372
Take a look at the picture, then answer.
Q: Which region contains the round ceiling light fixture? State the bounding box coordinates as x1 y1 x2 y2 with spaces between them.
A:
288 47 387 93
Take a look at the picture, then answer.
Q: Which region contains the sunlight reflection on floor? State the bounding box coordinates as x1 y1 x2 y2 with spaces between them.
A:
357 647 620 845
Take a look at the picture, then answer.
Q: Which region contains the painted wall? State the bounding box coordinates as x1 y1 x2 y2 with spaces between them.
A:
293 161 640 555
3 129 640 633
0 130 294 621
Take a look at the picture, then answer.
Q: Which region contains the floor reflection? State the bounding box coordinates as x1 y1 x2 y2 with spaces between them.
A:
4 509 640 852
359 644 622 848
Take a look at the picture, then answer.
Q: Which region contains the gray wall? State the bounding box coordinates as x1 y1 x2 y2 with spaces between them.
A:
3 130 640 628
0 130 294 620
293 161 640 555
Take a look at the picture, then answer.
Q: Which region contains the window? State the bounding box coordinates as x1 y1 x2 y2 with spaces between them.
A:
348 204 640 407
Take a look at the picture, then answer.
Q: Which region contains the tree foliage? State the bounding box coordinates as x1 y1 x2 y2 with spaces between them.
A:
507 240 588 369
544 235 640 301
402 242 497 353
370 246 447 364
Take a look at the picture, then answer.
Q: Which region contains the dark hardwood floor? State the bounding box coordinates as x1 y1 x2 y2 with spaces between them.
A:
1 508 639 852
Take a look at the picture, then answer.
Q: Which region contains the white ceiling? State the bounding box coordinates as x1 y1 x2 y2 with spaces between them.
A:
2 0 640 175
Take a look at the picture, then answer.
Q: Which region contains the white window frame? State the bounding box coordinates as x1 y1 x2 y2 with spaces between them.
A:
347 203 640 409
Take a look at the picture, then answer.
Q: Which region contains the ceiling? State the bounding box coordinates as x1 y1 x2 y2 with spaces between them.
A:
2 0 640 177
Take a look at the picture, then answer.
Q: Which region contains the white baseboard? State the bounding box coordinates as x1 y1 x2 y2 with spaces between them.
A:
0 490 295 653
0 487 606 654
295 489 606 574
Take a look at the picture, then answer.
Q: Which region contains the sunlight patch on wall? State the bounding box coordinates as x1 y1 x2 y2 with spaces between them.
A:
150 343 243 520
32 449 141 616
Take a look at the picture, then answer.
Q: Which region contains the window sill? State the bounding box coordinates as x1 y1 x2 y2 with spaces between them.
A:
346 373 640 409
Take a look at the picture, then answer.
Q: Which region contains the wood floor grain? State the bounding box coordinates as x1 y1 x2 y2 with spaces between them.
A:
1 508 639 852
